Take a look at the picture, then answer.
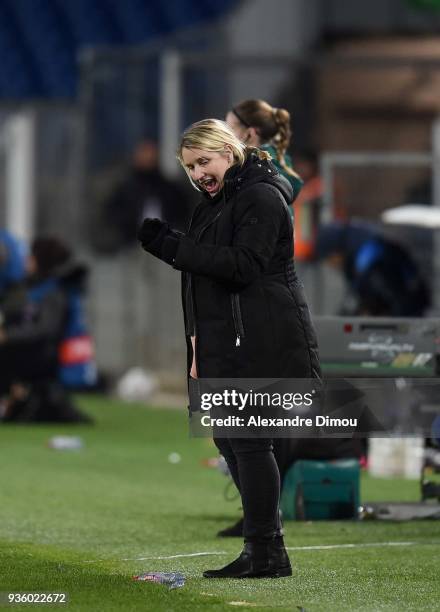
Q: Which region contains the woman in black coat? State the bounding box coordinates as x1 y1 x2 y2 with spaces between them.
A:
138 119 321 579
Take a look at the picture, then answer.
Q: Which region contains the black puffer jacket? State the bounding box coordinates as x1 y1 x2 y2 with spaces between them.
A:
173 153 321 380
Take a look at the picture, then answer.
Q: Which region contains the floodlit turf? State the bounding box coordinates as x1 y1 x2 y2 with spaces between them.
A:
0 395 439 611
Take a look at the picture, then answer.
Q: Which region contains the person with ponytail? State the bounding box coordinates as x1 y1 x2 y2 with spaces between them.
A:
138 118 321 579
226 99 302 219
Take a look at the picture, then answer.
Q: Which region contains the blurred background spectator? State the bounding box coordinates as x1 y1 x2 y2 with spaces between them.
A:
316 220 431 316
225 98 303 221
293 150 348 259
94 139 192 253
292 150 324 263
0 236 94 422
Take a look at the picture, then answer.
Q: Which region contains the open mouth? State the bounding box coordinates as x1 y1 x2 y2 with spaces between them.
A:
199 177 219 194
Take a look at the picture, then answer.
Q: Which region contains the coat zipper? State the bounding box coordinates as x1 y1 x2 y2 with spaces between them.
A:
196 209 223 242
231 293 245 347
190 195 226 375
185 205 199 377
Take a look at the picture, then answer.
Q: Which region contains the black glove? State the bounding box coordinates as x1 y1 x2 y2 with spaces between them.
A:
138 218 168 248
138 217 182 264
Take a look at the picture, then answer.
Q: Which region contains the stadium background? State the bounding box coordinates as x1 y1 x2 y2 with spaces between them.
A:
1 2 440 611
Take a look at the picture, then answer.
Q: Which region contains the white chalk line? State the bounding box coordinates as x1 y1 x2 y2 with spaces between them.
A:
122 551 227 561
286 541 415 551
83 540 431 563
83 551 227 563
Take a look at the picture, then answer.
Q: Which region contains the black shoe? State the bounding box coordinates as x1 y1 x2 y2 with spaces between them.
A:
217 517 244 538
203 537 292 579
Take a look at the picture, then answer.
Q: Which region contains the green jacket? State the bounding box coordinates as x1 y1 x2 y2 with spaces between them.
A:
261 145 303 217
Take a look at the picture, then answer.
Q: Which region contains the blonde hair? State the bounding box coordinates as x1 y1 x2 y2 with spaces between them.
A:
177 118 270 190
231 99 299 179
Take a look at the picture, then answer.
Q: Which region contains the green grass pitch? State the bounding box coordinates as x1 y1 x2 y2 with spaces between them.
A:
0 395 439 611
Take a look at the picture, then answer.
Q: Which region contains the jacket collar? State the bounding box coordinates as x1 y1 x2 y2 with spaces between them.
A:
201 153 262 205
200 152 293 205
223 153 277 198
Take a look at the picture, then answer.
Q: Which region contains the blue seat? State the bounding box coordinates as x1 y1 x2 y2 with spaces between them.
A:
0 0 239 98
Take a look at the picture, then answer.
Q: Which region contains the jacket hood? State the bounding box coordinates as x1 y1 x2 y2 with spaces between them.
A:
57 261 89 288
204 152 294 207
226 153 294 206
31 261 89 291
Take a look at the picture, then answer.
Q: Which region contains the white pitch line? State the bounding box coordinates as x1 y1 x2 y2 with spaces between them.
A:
83 540 425 564
121 551 228 561
286 541 415 551
82 551 226 563
123 541 417 561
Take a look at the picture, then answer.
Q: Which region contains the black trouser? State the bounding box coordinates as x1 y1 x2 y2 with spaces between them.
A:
214 435 361 541
214 436 281 542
